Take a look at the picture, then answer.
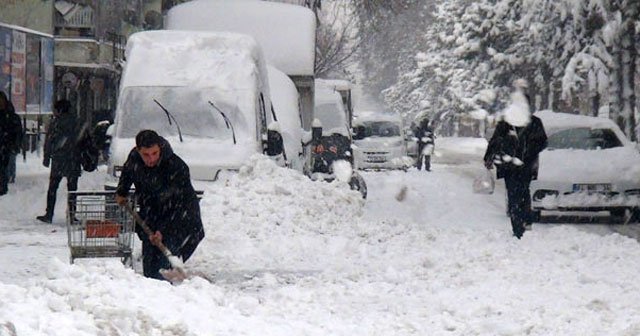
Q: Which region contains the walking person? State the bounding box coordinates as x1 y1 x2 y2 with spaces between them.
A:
413 118 434 171
114 130 205 280
484 85 547 239
36 99 81 223
0 91 23 195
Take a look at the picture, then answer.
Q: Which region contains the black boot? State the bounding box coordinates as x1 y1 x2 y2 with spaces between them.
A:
36 214 52 224
512 220 525 239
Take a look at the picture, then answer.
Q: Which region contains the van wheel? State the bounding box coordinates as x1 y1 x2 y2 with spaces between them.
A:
349 173 367 199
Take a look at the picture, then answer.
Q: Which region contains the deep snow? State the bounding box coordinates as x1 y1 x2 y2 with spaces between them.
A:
2 137 640 335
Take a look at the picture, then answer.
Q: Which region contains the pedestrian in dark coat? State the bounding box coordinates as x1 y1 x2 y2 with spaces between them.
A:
484 91 547 239
115 130 205 280
0 91 23 195
37 99 82 223
413 118 434 171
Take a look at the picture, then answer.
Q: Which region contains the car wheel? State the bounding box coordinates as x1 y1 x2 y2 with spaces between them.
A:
631 208 640 224
530 210 541 223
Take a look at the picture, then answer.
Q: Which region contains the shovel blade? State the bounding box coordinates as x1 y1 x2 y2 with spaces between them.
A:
160 268 188 284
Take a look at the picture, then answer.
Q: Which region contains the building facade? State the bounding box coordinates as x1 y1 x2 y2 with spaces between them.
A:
0 0 161 129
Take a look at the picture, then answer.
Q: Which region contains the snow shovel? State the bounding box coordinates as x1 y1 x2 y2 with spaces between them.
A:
122 204 188 283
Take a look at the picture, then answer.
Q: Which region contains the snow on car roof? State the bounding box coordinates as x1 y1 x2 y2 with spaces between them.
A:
535 110 630 145
316 78 351 91
122 30 265 89
314 87 343 104
166 0 316 76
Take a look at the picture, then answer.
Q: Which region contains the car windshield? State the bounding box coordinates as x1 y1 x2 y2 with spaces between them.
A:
359 121 401 137
116 86 252 140
547 127 623 150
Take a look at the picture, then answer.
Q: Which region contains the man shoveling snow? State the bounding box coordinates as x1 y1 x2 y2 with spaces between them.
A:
115 130 205 281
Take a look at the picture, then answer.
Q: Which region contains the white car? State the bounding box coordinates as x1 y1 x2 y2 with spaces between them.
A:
531 111 640 221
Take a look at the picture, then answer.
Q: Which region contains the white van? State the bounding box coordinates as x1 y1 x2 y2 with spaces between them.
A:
267 65 304 172
352 112 410 170
108 30 282 181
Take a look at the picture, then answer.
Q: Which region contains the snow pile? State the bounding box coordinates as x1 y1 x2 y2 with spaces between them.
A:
190 155 365 274
0 259 239 336
122 30 263 89
6 140 640 334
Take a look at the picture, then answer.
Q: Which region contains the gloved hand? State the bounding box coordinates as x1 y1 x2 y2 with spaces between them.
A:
43 157 50 168
115 194 128 206
149 230 163 247
484 159 493 170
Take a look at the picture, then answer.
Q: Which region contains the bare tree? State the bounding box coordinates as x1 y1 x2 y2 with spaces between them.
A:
314 2 361 78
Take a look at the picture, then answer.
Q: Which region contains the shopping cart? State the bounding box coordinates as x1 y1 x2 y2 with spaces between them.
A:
66 191 135 265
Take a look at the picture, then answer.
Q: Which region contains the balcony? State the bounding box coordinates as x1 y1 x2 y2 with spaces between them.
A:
54 1 95 37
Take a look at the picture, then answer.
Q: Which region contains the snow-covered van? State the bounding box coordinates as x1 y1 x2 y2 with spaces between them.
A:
267 65 304 172
352 112 410 170
108 30 281 181
166 0 316 129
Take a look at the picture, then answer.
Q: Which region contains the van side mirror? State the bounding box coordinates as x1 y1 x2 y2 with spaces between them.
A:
403 129 413 141
312 125 322 142
266 129 284 156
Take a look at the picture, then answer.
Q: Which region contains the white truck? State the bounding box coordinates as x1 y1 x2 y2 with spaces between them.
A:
107 30 283 181
166 0 316 172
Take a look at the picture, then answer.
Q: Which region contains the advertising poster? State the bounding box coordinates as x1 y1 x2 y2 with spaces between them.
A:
26 35 40 112
41 38 54 113
0 27 11 94
10 30 26 113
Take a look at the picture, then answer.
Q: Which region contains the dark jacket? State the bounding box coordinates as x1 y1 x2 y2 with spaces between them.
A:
0 100 23 159
413 124 434 145
115 138 204 261
484 115 547 180
43 112 81 177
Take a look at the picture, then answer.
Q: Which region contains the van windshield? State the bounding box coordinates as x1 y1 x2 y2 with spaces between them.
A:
358 121 401 138
116 87 252 140
315 102 348 135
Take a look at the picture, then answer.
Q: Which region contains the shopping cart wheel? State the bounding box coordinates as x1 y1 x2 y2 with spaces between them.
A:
122 253 133 268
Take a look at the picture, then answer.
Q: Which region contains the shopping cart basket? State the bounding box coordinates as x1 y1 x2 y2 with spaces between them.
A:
66 191 135 265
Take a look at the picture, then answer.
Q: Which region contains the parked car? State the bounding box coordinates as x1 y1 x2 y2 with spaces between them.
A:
530 110 640 221
352 111 411 170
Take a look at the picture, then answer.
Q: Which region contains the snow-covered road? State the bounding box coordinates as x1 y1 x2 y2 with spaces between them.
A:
2 137 640 335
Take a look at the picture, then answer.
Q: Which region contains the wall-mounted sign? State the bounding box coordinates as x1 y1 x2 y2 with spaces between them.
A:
11 30 26 113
